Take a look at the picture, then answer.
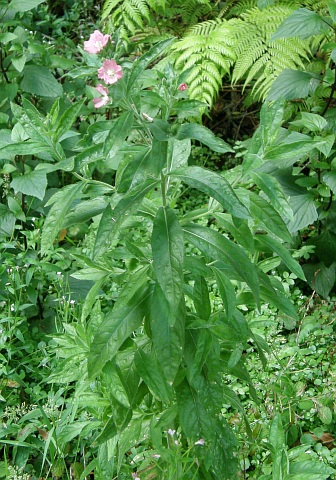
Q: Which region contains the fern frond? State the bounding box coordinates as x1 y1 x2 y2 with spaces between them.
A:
231 5 312 101
170 19 235 106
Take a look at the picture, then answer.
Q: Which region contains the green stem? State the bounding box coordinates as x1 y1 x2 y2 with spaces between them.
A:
72 172 115 190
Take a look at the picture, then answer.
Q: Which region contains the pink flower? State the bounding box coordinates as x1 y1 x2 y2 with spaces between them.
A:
92 84 110 108
84 30 110 54
178 83 188 91
98 59 123 85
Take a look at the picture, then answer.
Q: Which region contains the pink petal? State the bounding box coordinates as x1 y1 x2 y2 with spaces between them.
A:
95 84 109 96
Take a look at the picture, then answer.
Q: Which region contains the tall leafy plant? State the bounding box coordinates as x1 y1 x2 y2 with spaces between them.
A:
24 32 309 478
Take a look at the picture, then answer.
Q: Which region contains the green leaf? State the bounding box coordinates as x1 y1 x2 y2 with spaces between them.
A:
255 235 305 280
211 267 236 321
0 33 18 43
0 205 15 237
134 348 173 403
11 170 47 200
127 38 175 93
251 172 293 221
267 70 321 101
302 262 335 298
170 166 249 219
41 182 84 254
152 206 184 315
8 0 45 11
249 193 293 243
322 170 336 194
20 65 63 97
193 275 211 321
271 8 332 40
150 284 184 384
290 112 328 132
287 459 334 478
183 223 260 305
88 283 151 378
103 111 134 159
116 147 151 193
176 378 214 440
175 124 233 153
53 99 85 142
273 172 318 232
94 178 159 258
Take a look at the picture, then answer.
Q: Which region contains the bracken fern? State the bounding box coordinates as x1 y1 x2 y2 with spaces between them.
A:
231 5 311 101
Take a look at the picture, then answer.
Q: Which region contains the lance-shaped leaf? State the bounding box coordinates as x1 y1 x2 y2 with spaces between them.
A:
152 206 184 315
211 267 236 321
150 284 184 383
88 282 151 378
41 182 84 254
127 38 175 93
183 223 260 305
169 166 249 219
175 123 233 153
103 111 134 158
255 235 305 280
249 193 293 243
134 348 173 403
11 170 47 200
193 275 211 321
53 98 85 143
251 171 293 221
94 178 160 258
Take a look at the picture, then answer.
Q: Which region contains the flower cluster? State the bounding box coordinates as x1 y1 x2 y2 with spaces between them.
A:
83 30 123 108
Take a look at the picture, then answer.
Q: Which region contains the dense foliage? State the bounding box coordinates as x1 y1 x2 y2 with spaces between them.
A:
0 0 336 479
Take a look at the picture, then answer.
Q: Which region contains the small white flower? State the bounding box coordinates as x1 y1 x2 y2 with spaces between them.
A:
167 429 176 436
194 438 205 445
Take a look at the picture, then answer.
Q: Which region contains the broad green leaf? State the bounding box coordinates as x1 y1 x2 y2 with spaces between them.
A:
169 166 249 219
57 421 96 445
302 262 335 298
103 362 130 408
267 70 320 101
41 182 84 254
184 223 260 305
8 0 45 11
249 193 293 243
273 172 318 232
290 112 328 132
152 206 184 314
127 38 175 93
21 65 63 97
211 267 236 321
63 197 108 228
0 33 17 43
12 54 26 72
255 235 305 280
150 284 184 383
176 378 214 440
329 2 336 23
53 99 85 142
0 142 51 156
170 138 191 170
94 178 159 258
321 170 336 194
11 170 47 200
271 8 332 40
88 283 151 378
287 460 334 478
0 205 15 237
175 123 233 153
251 172 293 221
134 348 173 403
